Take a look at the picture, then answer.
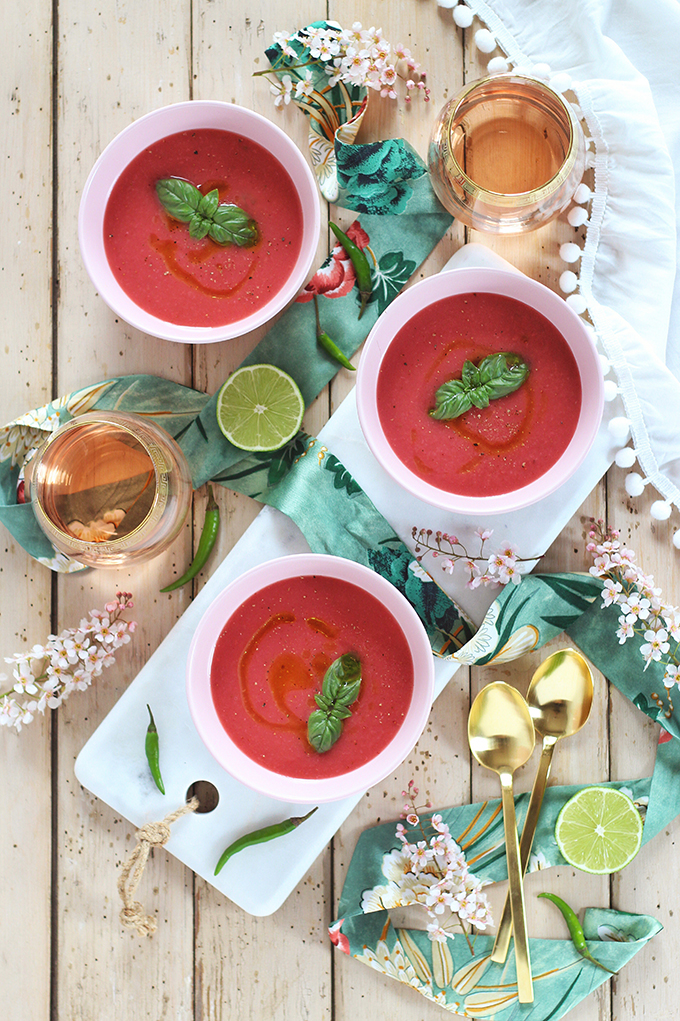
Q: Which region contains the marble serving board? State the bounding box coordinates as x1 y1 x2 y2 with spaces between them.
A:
74 244 617 916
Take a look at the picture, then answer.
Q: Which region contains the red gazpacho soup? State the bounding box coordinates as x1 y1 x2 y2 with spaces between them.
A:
376 292 582 497
103 128 303 327
209 574 415 779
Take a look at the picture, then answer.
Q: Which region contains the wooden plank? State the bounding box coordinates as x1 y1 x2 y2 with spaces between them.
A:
54 3 196 1019
0 5 53 1021
190 5 333 1020
608 477 678 1021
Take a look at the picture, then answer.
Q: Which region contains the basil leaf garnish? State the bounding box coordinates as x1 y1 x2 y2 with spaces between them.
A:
197 188 220 219
429 353 530 420
307 653 362 754
155 178 201 222
210 203 259 247
188 217 212 240
155 178 259 248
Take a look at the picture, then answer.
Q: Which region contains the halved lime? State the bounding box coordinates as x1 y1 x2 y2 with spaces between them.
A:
216 364 304 452
555 786 643 874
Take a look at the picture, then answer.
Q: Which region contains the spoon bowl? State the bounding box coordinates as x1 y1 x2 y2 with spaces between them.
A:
527 648 593 740
468 682 535 775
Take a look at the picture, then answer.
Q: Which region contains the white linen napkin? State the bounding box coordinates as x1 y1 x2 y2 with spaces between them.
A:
464 0 680 509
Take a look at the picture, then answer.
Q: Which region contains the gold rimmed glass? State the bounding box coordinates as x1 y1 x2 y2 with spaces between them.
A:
428 73 586 234
24 410 193 568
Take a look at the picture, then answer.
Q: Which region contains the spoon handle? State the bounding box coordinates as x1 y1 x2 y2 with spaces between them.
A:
500 774 533 1003
491 738 556 965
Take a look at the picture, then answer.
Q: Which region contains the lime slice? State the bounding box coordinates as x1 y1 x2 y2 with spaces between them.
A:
555 786 643 875
216 364 304 452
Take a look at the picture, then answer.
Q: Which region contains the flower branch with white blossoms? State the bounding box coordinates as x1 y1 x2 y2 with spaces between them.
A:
361 781 493 952
0 592 136 731
412 526 537 589
265 22 430 108
588 519 679 717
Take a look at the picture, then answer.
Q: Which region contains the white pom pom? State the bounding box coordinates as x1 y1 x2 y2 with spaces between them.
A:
474 28 496 53
549 72 572 93
603 379 619 401
608 416 631 444
437 0 457 7
672 530 680 550
573 183 592 204
532 62 552 79
568 207 589 227
651 500 673 521
625 472 645 497
614 447 637 469
599 353 611 374
559 270 578 294
566 293 588 315
452 4 474 27
487 56 510 74
560 242 582 263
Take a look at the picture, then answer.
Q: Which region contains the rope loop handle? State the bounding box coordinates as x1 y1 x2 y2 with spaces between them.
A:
117 797 199 937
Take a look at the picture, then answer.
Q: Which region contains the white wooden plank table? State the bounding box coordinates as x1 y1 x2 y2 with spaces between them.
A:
0 2 675 1019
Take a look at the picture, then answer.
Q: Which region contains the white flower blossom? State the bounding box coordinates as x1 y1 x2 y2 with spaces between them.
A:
268 21 429 107
640 628 670 667
360 792 493 947
602 578 623 607
620 591 651 621
0 595 135 731
589 521 680 692
270 74 293 107
663 663 680 689
294 70 315 98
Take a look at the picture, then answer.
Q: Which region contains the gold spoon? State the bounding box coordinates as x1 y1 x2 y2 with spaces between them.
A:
490 648 594 966
468 682 535 1003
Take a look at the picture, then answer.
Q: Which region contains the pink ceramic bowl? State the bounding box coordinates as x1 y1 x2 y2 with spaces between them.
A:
356 266 604 514
186 554 435 804
78 100 320 344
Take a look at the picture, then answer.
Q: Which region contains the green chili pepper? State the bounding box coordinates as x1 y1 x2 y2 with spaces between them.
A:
538 893 617 973
145 704 165 794
318 332 356 371
312 296 356 371
329 221 373 319
214 806 318 875
161 485 220 592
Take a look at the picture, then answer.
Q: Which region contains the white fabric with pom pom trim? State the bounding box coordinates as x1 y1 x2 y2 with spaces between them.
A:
625 473 646 497
614 447 637 469
487 56 509 73
559 271 578 293
567 207 589 227
474 28 496 52
452 4 474 27
608 417 631 444
560 242 582 263
651 501 673 521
